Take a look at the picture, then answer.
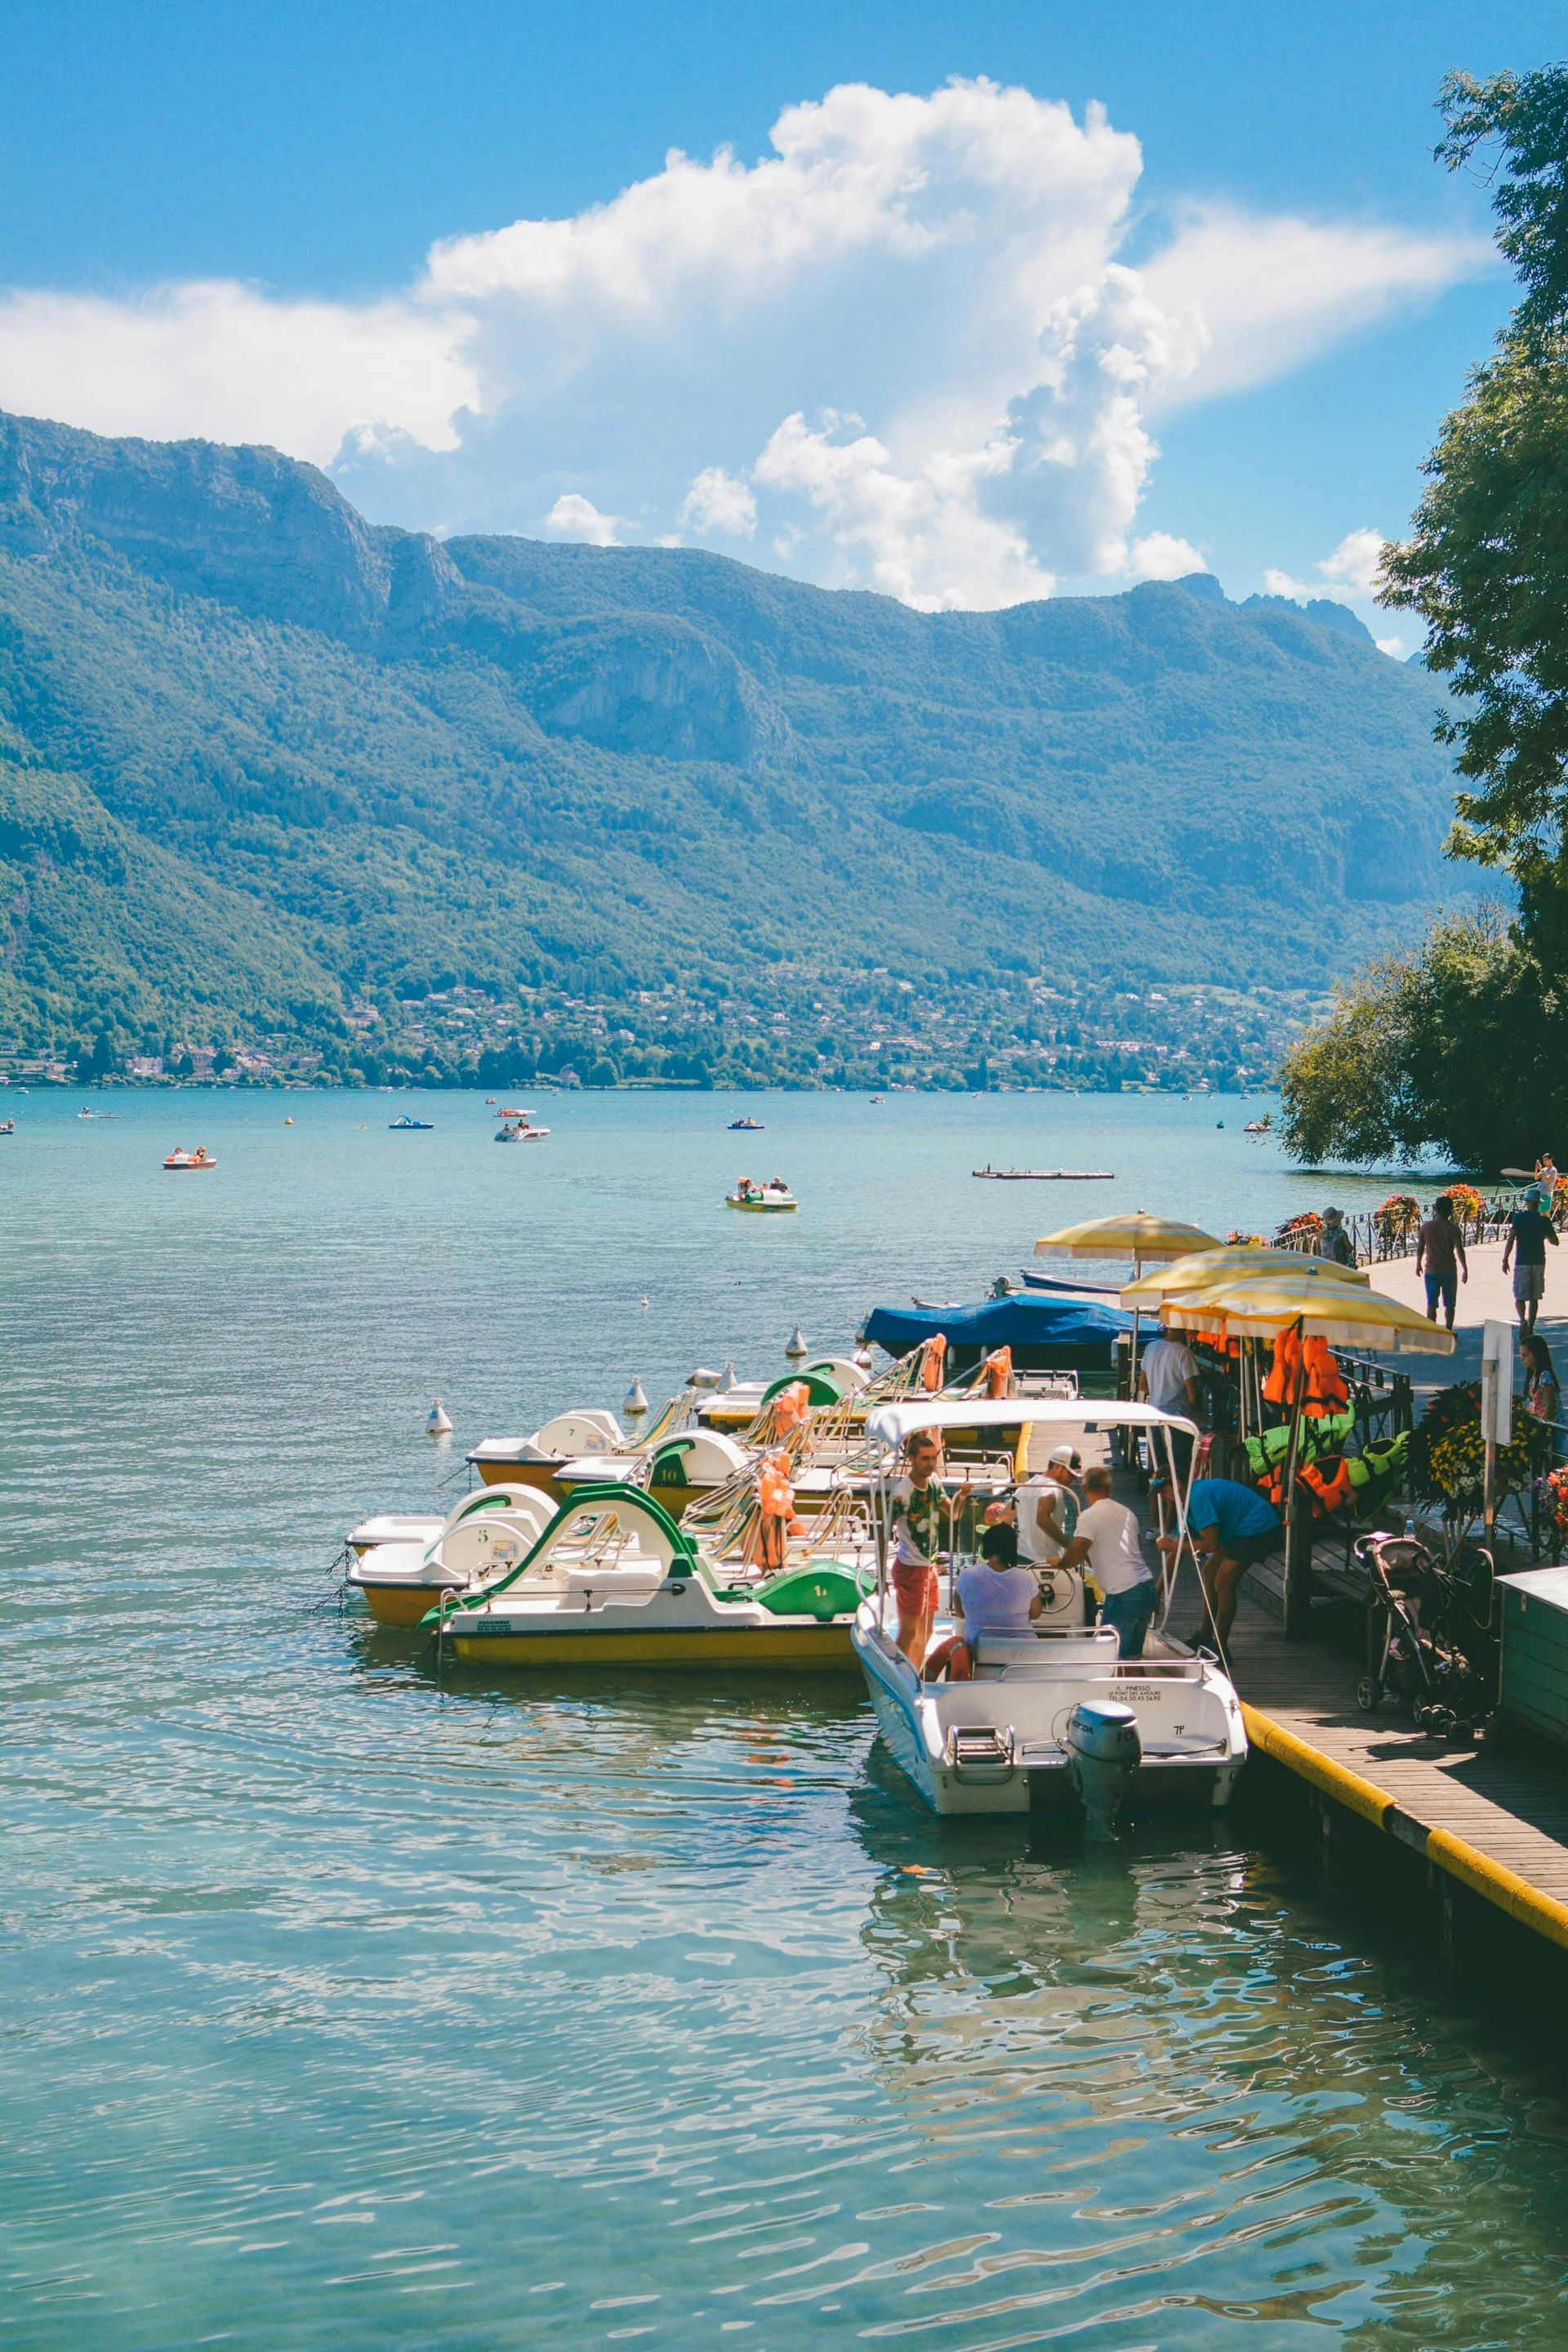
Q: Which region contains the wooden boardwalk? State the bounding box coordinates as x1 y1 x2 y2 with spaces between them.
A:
1219 1575 1568 1919
1018 1410 1568 1945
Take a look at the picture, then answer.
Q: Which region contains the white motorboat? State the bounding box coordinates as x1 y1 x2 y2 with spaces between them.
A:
852 1397 1247 1824
345 1481 555 1627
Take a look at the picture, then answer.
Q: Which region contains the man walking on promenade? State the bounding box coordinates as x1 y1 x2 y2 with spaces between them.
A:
1503 1187 1560 1337
1414 1195 1468 1331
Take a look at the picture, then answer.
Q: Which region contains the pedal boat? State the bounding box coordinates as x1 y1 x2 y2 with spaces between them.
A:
852 1397 1247 1821
346 1482 555 1627
726 1181 797 1211
427 1484 870 1668
554 1428 751 1519
466 1407 628 1493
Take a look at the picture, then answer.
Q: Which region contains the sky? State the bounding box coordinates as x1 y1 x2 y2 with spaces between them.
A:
0 2 1558 652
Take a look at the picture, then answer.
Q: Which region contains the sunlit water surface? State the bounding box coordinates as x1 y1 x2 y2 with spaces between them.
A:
3 1089 1566 2348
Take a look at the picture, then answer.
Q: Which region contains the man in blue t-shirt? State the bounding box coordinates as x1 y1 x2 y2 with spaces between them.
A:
1158 1476 1281 1652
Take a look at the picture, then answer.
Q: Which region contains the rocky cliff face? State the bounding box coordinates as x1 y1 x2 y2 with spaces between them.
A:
0 411 460 644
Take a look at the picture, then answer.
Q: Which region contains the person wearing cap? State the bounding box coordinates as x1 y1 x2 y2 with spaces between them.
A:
1503 1186 1560 1337
1316 1208 1356 1267
1017 1445 1080 1575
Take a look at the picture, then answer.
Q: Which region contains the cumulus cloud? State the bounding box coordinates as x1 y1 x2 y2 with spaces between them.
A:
543 492 621 545
0 78 1487 608
679 466 757 538
0 279 478 461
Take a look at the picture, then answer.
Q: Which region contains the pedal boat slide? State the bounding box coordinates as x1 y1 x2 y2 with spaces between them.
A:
424 1484 871 1668
852 1397 1247 1822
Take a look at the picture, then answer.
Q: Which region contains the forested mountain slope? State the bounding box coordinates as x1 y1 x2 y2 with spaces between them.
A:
0 408 1467 1079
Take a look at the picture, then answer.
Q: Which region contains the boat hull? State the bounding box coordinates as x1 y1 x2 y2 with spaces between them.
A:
358 1580 457 1628
472 1459 567 1494
447 1622 857 1668
853 1615 1245 1819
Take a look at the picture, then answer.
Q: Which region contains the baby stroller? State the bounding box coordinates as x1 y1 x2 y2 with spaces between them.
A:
1352 1530 1494 1742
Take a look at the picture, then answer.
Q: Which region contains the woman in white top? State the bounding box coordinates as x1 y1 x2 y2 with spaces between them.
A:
924 1525 1040 1681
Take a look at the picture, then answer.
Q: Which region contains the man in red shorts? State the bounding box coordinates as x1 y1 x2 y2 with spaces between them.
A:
889 1431 950 1665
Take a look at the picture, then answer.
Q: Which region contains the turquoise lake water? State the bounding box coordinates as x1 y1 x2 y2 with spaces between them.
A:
3 1087 1566 2347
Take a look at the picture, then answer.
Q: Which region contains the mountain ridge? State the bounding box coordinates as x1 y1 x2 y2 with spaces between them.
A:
0 407 1470 1088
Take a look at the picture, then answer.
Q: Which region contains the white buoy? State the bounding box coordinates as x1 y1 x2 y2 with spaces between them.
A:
785 1324 808 1359
686 1365 722 1391
426 1399 453 1437
718 1361 737 1392
624 1378 648 1416
853 1343 874 1372
640 1294 651 1311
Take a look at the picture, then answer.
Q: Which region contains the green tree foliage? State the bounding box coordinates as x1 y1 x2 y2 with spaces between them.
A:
1278 910 1542 1167
1284 65 1568 1167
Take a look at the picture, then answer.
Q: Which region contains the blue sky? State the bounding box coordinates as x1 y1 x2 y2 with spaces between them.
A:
0 1 1557 645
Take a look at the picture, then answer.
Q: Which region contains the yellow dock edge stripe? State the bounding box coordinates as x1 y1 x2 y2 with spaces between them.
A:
1240 1702 1568 1956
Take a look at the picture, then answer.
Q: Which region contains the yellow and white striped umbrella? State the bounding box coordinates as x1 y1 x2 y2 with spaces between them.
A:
1160 1264 1454 1355
1120 1245 1368 1310
1034 1212 1223 1267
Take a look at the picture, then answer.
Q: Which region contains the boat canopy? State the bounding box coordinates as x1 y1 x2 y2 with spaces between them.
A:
866 1396 1199 1450
862 1293 1129 1365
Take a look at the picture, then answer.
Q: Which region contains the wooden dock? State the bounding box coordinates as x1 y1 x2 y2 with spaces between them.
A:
1019 1417 1568 1953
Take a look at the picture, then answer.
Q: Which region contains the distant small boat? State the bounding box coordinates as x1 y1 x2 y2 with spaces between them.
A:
972 1166 1114 1181
78 1108 97 1120
499 1107 532 1119
164 1146 216 1170
496 1118 550 1142
869 1095 884 1105
388 1116 434 1131
727 1178 798 1212
728 1116 764 1131
0 1118 13 1135
1243 1114 1274 1136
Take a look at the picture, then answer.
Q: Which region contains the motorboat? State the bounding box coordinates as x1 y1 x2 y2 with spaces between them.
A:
496 1116 550 1141
726 1178 797 1212
426 1484 870 1668
346 1482 555 1628
728 1116 764 1131
466 1407 630 1494
0 1119 12 1135
163 1146 216 1170
388 1115 434 1131
851 1397 1247 1824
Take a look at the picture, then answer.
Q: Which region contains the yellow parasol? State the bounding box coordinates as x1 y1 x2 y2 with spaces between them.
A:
1160 1263 1455 1356
1120 1245 1368 1310
1035 1211 1223 1267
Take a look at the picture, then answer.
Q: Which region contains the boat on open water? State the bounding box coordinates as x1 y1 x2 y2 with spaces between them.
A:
163 1145 216 1170
726 1177 797 1212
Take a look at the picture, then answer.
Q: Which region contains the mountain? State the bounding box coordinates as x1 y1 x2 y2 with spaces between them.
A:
0 408 1469 1086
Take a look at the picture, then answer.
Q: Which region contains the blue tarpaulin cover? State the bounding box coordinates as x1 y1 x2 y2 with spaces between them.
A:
862 1293 1130 1364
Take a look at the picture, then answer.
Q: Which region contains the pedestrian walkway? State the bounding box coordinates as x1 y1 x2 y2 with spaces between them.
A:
1360 1240 1568 1392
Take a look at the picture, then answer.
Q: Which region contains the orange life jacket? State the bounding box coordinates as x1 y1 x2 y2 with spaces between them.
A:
755 1451 802 1570
1298 1454 1353 1515
1302 1336 1348 1418
921 1335 947 1393
982 1346 1012 1398
1263 1328 1302 1407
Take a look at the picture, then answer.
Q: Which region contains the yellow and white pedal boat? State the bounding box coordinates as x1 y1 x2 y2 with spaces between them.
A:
466 1406 629 1494
346 1481 555 1628
426 1483 870 1669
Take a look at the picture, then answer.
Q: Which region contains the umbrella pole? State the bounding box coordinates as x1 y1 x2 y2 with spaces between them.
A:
1281 1316 1312 1641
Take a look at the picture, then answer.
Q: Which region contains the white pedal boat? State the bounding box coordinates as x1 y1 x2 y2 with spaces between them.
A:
853 1397 1247 1823
466 1407 628 1494
346 1481 555 1627
429 1483 870 1669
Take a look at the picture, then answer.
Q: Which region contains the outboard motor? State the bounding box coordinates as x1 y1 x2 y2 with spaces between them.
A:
1065 1700 1141 1839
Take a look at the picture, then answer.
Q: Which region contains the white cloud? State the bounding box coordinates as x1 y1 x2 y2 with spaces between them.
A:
1264 527 1414 657
1128 530 1207 581
0 279 478 461
543 492 621 545
679 466 757 538
0 79 1488 608
1140 209 1487 409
